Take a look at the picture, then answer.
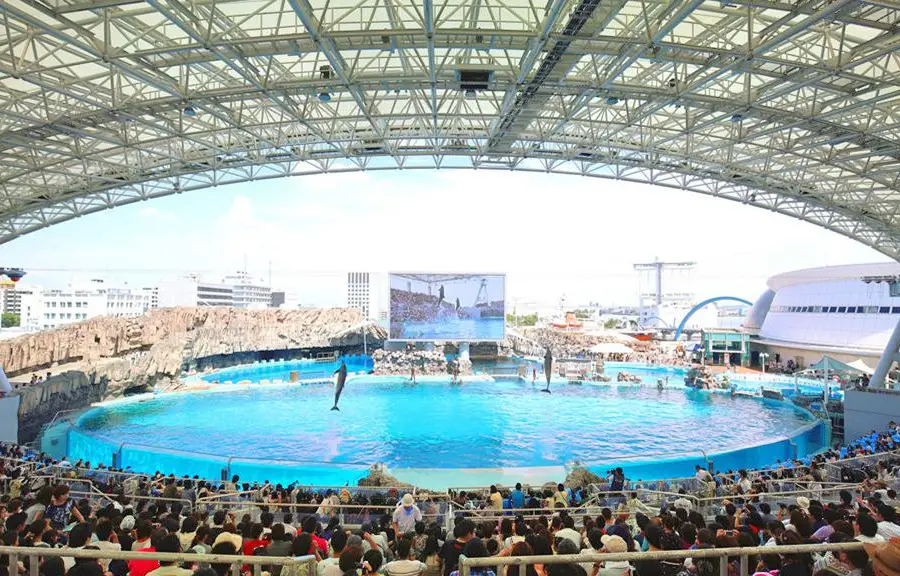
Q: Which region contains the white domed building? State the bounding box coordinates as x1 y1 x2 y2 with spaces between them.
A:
743 262 900 370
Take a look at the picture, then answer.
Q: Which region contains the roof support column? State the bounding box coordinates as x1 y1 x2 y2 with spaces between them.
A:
871 315 900 388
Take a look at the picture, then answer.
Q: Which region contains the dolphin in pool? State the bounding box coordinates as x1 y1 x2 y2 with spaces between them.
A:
331 361 348 411
542 348 552 393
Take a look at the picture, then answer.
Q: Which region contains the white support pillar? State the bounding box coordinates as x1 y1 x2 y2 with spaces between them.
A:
459 342 470 361
871 316 900 388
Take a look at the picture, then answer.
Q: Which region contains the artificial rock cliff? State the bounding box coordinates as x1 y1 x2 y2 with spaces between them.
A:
14 371 108 443
2 307 387 441
2 307 385 379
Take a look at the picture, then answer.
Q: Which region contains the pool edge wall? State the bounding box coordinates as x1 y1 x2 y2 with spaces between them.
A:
580 417 830 481
63 400 829 489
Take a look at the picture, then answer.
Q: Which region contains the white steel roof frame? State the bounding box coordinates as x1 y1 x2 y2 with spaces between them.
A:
0 0 898 254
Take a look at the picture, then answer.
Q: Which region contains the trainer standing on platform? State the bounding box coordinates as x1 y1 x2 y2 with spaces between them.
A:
393 493 423 537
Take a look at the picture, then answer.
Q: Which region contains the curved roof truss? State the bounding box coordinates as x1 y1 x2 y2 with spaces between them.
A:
1 0 899 254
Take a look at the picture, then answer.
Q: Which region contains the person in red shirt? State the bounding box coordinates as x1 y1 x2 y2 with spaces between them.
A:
242 523 269 572
301 517 328 557
128 530 165 576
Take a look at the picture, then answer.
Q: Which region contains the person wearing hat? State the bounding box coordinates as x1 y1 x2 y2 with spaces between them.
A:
589 535 631 576
393 494 422 537
865 537 900 576
797 497 811 512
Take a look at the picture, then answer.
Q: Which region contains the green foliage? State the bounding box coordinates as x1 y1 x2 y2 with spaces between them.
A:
573 309 593 320
1 312 20 328
506 313 538 326
603 318 619 329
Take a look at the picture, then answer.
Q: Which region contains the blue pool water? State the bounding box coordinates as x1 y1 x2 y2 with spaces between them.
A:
66 375 828 487
392 317 505 340
198 355 373 385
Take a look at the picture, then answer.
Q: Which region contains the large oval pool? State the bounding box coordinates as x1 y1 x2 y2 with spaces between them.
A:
65 376 829 488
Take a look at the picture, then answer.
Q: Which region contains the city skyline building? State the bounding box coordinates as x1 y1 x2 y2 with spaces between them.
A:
347 272 370 319
15 279 154 332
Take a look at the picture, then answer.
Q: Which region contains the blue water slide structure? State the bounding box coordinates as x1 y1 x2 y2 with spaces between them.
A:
674 296 753 340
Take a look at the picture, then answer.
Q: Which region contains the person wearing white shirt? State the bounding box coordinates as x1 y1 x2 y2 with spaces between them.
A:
93 522 122 571
876 505 900 539
393 494 423 536
317 530 348 576
856 514 886 544
61 523 93 572
382 537 427 576
579 529 605 574
738 470 752 494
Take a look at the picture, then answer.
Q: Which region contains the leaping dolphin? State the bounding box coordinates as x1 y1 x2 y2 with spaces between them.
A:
331 361 348 411
542 348 552 393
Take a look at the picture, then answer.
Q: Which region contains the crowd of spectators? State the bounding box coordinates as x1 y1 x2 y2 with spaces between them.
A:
505 330 684 367
2 426 900 576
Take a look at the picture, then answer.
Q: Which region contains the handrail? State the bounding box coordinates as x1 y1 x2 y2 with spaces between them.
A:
693 483 859 507
458 542 865 574
0 545 316 576
67 490 194 512
195 484 421 503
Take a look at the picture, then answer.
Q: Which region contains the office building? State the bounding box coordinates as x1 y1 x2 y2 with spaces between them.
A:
18 279 153 331
224 270 271 309
347 272 370 318
158 276 234 307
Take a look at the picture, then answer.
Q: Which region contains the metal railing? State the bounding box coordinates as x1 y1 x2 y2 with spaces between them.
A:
188 498 452 529
823 449 900 482
0 546 315 576
692 483 859 515
459 542 866 576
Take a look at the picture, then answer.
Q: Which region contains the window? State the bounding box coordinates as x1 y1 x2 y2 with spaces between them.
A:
828 307 838 313
837 306 846 313
857 307 866 314
811 306 823 313
880 307 891 314
846 307 856 313
893 307 900 314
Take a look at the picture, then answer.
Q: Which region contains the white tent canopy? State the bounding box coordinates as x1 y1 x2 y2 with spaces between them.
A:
583 330 641 344
0 366 10 394
589 343 634 355
848 359 875 375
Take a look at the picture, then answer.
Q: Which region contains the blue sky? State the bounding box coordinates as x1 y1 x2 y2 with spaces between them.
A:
3 170 888 308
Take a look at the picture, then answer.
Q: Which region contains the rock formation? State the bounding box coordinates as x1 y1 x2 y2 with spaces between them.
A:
371 349 469 376
3 307 388 442
15 371 108 443
2 307 385 379
564 465 604 488
357 465 414 488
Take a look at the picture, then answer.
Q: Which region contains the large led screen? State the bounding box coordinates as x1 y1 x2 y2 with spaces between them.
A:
389 273 506 341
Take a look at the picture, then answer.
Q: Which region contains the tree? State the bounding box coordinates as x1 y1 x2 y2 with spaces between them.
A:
506 313 538 326
1 312 20 328
573 309 592 320
603 318 619 329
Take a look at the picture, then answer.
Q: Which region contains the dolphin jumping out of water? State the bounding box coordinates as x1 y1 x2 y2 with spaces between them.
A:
331 360 348 411
542 348 552 393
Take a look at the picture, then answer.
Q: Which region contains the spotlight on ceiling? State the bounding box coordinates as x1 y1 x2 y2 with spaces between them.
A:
606 96 619 105
318 92 332 102
182 105 196 117
729 113 744 123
